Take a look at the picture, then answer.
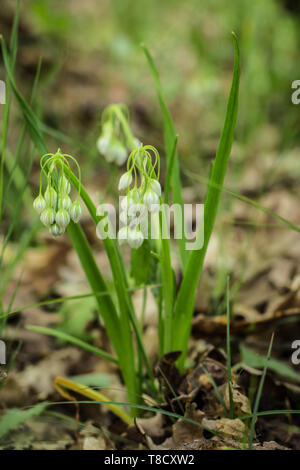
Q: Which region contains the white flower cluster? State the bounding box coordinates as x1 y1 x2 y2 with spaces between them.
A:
33 151 83 237
117 146 161 249
96 104 140 166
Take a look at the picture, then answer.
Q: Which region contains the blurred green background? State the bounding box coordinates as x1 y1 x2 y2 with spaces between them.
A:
1 0 300 176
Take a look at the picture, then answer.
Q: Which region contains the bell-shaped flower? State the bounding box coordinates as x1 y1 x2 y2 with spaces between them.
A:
128 227 144 249
70 201 82 223
58 195 72 210
33 194 46 214
56 209 70 229
50 223 65 237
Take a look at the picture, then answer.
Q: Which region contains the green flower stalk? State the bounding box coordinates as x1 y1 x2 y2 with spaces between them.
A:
33 149 83 236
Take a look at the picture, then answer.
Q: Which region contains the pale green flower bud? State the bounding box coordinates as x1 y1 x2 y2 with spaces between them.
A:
58 175 71 194
44 186 57 208
58 195 72 210
97 135 111 155
133 138 142 148
33 194 46 214
50 223 65 237
55 209 70 228
143 189 159 212
70 201 82 223
128 228 144 249
118 171 132 191
40 208 56 227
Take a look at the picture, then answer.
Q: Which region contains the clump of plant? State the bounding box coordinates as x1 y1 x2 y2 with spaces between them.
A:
1 30 240 421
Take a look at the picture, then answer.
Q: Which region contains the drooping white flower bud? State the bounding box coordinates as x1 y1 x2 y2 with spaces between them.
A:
118 171 132 191
56 209 70 229
121 195 129 211
149 179 161 197
70 201 82 223
117 226 129 246
44 186 57 208
128 228 144 249
33 194 46 214
58 195 72 210
40 208 56 227
50 223 65 237
58 175 71 194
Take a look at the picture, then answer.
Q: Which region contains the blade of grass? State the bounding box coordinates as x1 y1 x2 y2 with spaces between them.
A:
241 409 300 420
26 325 118 364
184 168 300 233
248 332 274 449
164 135 178 205
0 0 20 220
5 58 42 197
50 400 219 436
172 33 240 370
201 365 229 418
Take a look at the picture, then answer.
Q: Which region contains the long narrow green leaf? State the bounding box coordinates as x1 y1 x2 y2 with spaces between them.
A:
0 0 20 220
0 283 161 321
172 33 240 370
